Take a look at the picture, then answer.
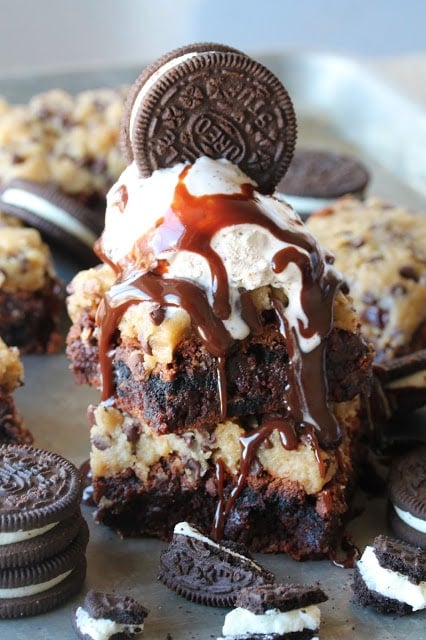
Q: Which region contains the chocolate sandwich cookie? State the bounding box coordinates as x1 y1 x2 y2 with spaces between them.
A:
0 444 82 534
72 589 149 640
158 522 274 607
0 509 85 570
218 583 328 640
0 179 101 266
387 446 426 549
353 534 426 615
0 444 89 616
277 149 370 217
122 42 297 193
0 520 89 619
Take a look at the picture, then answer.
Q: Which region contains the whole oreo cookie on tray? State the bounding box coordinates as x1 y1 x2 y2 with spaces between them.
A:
0 179 102 266
158 522 274 607
387 445 426 549
122 42 297 193
0 444 89 618
276 148 370 217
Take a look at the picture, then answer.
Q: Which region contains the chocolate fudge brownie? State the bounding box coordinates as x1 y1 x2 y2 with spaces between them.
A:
0 337 32 444
0 223 62 353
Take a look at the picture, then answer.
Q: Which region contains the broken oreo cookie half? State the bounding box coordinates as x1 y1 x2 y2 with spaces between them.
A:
122 42 297 194
0 179 102 265
158 521 274 607
353 534 426 615
72 590 149 640
218 583 328 639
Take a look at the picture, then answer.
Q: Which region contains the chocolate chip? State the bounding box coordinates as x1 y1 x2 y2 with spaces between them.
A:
123 420 141 443
363 305 389 329
349 237 365 248
362 291 378 305
399 265 419 282
390 284 407 296
150 305 166 325
92 435 111 450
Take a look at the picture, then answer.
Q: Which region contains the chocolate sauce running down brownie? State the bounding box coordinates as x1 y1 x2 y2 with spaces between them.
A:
66 44 374 560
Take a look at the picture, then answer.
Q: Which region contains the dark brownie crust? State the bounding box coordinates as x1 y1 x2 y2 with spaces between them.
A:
0 394 32 445
68 318 372 435
0 280 62 354
93 459 350 560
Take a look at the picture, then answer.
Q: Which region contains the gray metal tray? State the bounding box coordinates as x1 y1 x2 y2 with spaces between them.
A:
1 52 425 639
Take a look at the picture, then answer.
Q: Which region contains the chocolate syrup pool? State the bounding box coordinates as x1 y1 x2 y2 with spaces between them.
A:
95 163 343 537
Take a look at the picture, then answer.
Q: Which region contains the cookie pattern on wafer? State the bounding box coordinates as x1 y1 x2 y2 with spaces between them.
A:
0 444 82 532
158 522 274 607
123 43 297 193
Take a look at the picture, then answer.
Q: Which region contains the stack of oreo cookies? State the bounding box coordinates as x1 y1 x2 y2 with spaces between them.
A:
0 444 89 618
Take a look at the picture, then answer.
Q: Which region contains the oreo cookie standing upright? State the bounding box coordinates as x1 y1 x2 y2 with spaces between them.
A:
122 42 297 194
0 444 89 618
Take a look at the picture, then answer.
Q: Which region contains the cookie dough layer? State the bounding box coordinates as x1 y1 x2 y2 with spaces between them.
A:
90 397 361 560
307 197 426 362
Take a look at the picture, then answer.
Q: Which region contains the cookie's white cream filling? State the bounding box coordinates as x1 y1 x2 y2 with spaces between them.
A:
0 521 58 545
357 545 426 611
1 187 97 247
0 569 72 599
129 51 200 142
394 504 426 534
75 606 144 640
174 522 266 573
220 604 320 636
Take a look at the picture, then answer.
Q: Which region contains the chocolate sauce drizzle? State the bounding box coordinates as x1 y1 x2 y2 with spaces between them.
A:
95 163 343 540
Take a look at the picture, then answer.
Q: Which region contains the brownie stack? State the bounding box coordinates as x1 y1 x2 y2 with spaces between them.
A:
66 43 373 560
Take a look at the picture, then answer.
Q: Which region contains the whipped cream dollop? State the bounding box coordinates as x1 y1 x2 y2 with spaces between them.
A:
98 156 339 350
96 156 344 449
